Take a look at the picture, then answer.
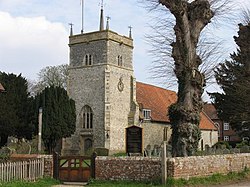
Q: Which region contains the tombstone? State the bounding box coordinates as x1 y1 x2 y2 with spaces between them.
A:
205 144 210 152
145 144 152 157
152 145 160 157
94 147 109 156
240 145 249 153
230 148 240 154
7 136 18 146
222 149 230 154
126 126 143 155
0 147 12 160
166 145 172 157
215 148 223 155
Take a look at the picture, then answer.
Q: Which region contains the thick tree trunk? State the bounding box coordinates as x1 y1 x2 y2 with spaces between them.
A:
159 0 214 157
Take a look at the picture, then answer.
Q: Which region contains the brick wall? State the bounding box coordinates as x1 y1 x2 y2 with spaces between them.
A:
167 153 250 179
95 156 161 181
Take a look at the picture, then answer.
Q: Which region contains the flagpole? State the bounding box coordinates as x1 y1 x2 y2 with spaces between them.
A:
81 0 84 34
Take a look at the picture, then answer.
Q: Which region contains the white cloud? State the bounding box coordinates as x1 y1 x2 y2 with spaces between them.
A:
0 11 68 80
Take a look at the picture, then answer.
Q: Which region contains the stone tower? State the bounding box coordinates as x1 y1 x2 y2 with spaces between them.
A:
62 8 138 155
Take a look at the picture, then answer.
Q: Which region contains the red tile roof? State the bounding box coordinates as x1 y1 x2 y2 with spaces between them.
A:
136 82 217 130
0 83 5 92
203 103 218 120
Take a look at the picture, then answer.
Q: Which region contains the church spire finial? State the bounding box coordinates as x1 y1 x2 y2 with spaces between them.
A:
106 16 111 30
128 26 132 38
99 0 104 31
69 23 74 36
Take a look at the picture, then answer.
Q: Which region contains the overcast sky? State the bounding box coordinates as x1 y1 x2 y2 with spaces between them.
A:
0 0 249 99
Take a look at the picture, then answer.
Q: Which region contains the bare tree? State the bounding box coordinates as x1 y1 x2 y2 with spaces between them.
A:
29 64 69 96
144 0 234 156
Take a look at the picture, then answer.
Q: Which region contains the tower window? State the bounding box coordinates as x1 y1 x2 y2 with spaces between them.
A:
118 55 123 66
83 105 93 129
84 54 93 66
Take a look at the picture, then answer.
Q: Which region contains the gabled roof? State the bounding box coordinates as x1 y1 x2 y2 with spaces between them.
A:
203 103 219 120
136 82 217 131
0 83 5 92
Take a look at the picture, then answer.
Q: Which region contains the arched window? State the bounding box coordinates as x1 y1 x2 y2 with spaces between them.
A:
84 54 93 66
89 55 92 65
85 55 89 66
118 55 123 66
83 105 93 129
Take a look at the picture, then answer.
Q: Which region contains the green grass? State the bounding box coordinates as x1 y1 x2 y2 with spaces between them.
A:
0 178 60 187
88 168 250 187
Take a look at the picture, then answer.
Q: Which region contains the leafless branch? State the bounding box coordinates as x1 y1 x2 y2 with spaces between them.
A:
141 0 236 90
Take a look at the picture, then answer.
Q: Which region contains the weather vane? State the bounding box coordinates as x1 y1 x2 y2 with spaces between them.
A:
100 0 104 9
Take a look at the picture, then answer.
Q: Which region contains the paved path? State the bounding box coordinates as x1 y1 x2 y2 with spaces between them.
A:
52 182 87 187
209 180 250 187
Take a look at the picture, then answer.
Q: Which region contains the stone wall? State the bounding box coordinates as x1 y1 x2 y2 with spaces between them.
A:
95 156 161 181
167 153 250 179
10 154 53 177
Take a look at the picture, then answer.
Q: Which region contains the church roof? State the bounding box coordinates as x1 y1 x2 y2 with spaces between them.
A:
203 103 219 120
136 82 217 131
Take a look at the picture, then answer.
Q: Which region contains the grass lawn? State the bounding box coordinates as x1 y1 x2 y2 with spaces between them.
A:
88 169 250 187
0 178 60 187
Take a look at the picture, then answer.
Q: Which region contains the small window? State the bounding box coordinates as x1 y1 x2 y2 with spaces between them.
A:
143 109 151 120
224 123 229 131
224 136 229 141
84 54 93 66
118 55 123 66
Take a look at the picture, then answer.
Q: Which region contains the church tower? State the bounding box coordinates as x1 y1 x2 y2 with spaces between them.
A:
62 6 138 155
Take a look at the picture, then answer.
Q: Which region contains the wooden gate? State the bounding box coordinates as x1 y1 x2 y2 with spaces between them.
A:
54 154 96 182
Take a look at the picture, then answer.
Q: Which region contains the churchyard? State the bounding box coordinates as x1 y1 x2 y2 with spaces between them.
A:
0 137 250 186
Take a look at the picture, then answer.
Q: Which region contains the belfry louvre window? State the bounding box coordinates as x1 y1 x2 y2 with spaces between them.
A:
83 105 93 129
143 109 151 120
84 54 93 66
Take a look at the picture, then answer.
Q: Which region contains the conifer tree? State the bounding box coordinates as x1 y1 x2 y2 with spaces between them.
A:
34 86 76 153
0 72 34 146
210 23 250 138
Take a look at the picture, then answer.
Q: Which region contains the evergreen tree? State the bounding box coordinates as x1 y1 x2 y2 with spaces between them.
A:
0 72 34 146
210 23 250 138
34 86 76 153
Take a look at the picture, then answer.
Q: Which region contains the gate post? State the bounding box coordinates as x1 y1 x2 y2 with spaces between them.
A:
91 152 97 179
53 152 59 179
162 141 167 185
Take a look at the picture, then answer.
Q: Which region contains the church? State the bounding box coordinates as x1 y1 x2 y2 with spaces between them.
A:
62 6 218 155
